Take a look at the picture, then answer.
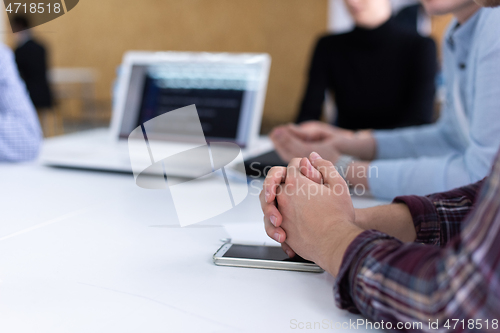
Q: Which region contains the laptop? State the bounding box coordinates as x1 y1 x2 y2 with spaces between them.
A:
41 51 272 176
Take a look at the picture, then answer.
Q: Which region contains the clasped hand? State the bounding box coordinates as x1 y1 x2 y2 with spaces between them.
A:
259 152 363 276
269 121 352 163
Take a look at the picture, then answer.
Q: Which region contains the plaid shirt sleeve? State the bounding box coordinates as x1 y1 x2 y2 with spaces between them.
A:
393 180 484 246
334 154 500 332
0 44 42 162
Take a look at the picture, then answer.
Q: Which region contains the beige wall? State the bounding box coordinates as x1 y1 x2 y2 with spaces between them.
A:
4 0 329 131
2 1 454 131
431 14 454 60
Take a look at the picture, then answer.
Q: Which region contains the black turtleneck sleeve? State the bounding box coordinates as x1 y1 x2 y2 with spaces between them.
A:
295 20 437 130
397 36 437 127
296 37 331 124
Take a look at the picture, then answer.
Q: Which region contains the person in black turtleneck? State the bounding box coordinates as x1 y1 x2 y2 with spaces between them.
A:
296 0 437 130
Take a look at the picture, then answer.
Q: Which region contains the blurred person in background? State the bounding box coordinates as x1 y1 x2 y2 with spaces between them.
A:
260 0 500 328
296 0 437 130
12 16 54 137
394 3 432 35
273 0 500 199
0 42 42 162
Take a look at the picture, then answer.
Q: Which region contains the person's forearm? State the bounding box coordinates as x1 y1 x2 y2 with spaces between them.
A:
354 204 416 243
392 180 485 246
343 161 371 193
324 224 364 277
336 130 377 161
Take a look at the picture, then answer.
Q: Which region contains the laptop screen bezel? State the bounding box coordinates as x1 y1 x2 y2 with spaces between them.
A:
109 51 271 149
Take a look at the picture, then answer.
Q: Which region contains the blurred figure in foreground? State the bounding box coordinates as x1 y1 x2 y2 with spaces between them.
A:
296 0 437 130
12 16 55 137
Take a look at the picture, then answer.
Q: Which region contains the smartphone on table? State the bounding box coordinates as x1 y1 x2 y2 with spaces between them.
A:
213 243 324 273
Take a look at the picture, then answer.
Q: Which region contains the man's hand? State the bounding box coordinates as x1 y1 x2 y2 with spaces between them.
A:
261 152 363 276
270 124 341 163
260 166 288 246
260 154 324 257
260 152 416 272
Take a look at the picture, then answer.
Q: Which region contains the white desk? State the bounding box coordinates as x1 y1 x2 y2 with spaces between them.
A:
0 160 388 333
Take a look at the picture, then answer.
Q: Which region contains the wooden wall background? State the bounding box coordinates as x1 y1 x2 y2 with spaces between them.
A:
4 0 328 131
2 1 453 131
431 14 454 60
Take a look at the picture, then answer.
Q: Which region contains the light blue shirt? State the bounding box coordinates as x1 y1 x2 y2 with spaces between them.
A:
369 8 500 199
0 43 42 162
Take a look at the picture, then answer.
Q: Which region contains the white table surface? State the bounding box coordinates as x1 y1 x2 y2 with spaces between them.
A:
0 157 388 333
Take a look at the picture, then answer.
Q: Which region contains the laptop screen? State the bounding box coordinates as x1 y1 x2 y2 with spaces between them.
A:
118 57 267 147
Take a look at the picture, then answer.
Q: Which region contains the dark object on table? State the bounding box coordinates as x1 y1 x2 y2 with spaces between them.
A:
244 150 287 178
